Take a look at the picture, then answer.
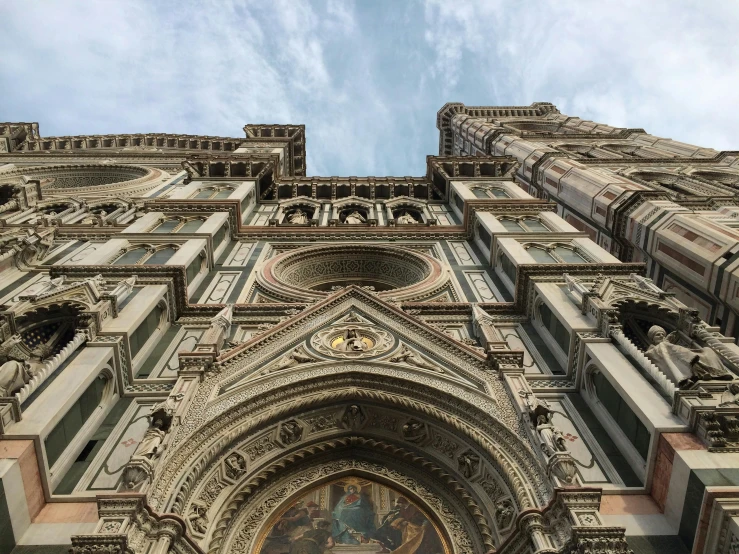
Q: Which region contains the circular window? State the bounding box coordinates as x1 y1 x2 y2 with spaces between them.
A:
259 245 446 302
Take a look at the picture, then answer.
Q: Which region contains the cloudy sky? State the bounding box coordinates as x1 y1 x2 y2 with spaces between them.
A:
2 1 737 176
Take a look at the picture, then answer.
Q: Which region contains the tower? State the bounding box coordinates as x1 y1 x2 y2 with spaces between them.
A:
0 107 736 554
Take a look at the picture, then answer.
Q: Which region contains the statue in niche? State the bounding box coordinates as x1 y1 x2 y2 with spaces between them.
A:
719 383 739 407
401 419 427 444
342 404 365 429
495 499 515 529
189 505 208 535
287 208 309 225
396 211 418 224
343 210 366 225
0 359 33 397
225 453 246 480
457 451 480 478
334 328 368 352
279 420 303 445
645 325 733 388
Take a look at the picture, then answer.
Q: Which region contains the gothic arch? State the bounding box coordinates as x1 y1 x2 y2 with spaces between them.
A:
208 454 476 554
152 368 550 549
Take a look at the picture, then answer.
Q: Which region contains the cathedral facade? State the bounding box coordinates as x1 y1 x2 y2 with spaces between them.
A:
0 104 737 554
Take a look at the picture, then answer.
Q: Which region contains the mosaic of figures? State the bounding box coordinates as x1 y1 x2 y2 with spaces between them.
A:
257 478 447 554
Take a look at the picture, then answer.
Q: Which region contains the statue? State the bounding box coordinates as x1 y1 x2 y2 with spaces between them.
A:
189 505 208 535
225 453 246 480
342 405 365 429
0 359 33 397
279 420 303 445
132 418 167 460
396 211 418 224
495 499 515 529
401 419 427 444
457 451 479 478
335 329 367 352
645 325 733 388
287 209 309 224
521 391 568 456
344 210 366 225
719 383 739 407
536 414 567 456
388 345 438 371
270 347 316 372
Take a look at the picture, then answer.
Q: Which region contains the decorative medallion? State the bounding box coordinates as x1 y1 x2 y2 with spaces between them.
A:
311 325 393 359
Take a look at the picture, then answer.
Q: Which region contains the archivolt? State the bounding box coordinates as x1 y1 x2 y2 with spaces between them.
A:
152 372 549 521
208 439 490 554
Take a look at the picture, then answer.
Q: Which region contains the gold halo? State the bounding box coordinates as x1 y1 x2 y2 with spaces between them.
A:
343 479 362 493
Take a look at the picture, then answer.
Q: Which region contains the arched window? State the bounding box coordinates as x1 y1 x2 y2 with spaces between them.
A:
152 219 180 233
499 219 524 232
112 245 178 265
524 243 588 263
144 247 177 265
527 246 558 263
44 373 110 468
113 247 148 265
152 218 205 234
499 217 550 233
191 187 235 200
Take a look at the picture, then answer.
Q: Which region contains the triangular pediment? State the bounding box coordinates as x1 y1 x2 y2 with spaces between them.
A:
215 286 489 397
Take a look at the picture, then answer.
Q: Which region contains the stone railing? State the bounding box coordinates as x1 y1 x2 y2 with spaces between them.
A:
15 330 87 404
611 328 676 397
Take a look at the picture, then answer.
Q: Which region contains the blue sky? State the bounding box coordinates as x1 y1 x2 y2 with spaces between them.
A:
2 1 738 176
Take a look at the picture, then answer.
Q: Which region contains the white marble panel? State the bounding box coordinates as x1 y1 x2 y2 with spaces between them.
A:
464 270 503 302
147 327 204 378
449 241 480 265
222 241 255 267
197 271 241 304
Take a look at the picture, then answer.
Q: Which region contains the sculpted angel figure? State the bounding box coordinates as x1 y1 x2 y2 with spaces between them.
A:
344 210 366 225
389 345 437 371
645 325 733 388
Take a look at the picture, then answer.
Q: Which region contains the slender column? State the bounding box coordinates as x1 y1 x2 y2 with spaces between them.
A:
0 200 18 214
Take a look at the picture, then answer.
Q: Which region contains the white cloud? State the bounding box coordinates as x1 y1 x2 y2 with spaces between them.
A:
422 0 739 151
2 0 738 174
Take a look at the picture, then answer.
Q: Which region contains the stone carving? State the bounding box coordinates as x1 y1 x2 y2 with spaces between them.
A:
396 211 418 224
189 504 208 535
495 499 515 529
279 420 303 445
401 419 428 444
646 325 733 388
0 359 33 397
268 345 317 372
457 450 480 478
388 344 439 371
132 420 167 460
311 325 393 359
522 392 567 456
287 209 308 224
341 404 366 430
720 383 739 407
344 210 366 224
225 452 247 480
